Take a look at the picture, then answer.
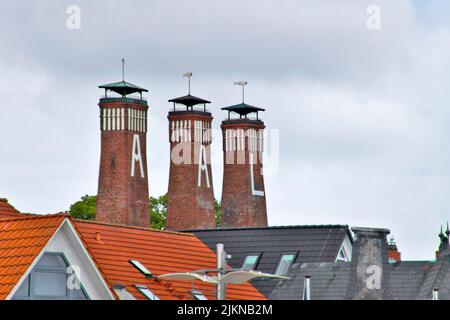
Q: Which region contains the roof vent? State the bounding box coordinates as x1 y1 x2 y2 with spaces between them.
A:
303 276 311 300
433 288 439 300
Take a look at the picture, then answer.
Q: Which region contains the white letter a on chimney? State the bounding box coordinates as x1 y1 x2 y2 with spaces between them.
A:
131 134 145 178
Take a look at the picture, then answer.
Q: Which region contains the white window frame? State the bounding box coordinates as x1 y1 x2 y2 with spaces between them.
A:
275 253 297 276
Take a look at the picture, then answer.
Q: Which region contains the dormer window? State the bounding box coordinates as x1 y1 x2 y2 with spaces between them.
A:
336 245 350 262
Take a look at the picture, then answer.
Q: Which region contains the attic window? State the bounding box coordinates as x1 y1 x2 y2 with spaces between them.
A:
134 285 159 300
191 290 208 300
13 253 87 300
242 255 260 270
275 253 296 276
129 260 153 278
336 246 349 262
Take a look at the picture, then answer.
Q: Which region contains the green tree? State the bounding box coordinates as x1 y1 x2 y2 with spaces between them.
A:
215 199 221 227
149 193 168 229
69 193 221 229
69 194 96 221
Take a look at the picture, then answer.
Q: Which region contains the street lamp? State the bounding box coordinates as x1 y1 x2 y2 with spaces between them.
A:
157 243 290 300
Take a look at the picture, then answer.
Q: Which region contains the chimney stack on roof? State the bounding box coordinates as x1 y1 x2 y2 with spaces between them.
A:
96 60 150 228
220 81 268 228
346 227 392 300
165 73 216 230
387 236 401 263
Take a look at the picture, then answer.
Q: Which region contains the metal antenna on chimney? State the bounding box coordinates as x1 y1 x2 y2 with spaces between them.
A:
183 72 193 95
233 81 248 103
122 58 125 82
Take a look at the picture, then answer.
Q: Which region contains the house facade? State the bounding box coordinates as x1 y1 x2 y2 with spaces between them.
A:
0 201 264 300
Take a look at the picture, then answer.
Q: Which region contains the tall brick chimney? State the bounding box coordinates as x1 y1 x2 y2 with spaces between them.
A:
96 63 150 228
165 73 216 230
220 81 268 228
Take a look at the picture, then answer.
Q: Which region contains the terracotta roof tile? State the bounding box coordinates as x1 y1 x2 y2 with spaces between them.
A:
0 199 21 220
0 215 65 299
74 220 266 300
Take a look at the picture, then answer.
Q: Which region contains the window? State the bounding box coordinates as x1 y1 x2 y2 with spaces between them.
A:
275 254 296 276
336 248 347 262
336 245 351 262
129 260 153 278
191 290 208 300
13 253 88 300
134 285 159 300
242 255 260 270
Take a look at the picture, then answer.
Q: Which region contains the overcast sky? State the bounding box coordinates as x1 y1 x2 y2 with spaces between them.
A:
1 0 450 260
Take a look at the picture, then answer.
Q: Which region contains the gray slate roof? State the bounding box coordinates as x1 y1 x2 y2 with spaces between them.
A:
270 262 351 300
390 261 432 300
270 227 445 300
270 260 434 300
188 225 352 297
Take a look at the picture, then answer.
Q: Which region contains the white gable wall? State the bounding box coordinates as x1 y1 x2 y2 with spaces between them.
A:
7 218 115 300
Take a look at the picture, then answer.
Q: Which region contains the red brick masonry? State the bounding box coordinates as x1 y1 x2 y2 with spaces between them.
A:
96 99 150 228
166 111 216 230
220 119 268 228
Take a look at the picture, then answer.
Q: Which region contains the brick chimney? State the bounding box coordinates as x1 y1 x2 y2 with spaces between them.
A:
165 73 216 230
387 236 401 263
220 81 268 228
96 67 150 228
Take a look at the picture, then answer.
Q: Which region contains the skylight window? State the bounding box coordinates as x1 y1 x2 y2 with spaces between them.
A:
191 290 208 300
275 253 296 276
242 255 260 270
129 260 153 278
134 285 159 300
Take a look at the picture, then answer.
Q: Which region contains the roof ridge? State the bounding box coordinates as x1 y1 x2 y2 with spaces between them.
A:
73 219 196 237
187 224 350 232
0 213 68 223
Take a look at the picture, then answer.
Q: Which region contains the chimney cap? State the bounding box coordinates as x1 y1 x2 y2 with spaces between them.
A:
168 94 211 107
351 226 390 236
99 80 148 96
222 103 265 116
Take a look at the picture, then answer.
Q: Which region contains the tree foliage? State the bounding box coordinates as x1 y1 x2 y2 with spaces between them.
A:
215 199 221 227
69 194 96 221
68 193 221 230
149 193 168 229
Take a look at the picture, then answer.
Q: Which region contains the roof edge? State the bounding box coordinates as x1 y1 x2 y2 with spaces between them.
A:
184 224 351 232
74 219 197 237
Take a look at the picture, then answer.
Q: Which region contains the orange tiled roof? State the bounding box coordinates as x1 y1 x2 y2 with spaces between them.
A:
0 215 66 299
74 220 266 300
0 199 22 220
